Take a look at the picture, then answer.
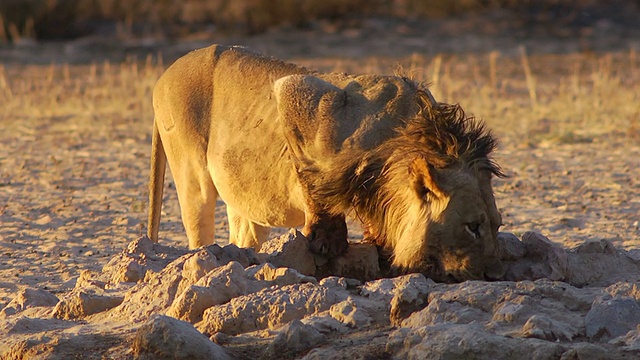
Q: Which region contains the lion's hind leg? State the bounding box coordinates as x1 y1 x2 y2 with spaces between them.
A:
227 206 270 251
168 157 218 249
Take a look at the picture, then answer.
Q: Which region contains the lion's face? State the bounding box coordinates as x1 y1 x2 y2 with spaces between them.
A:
387 158 503 282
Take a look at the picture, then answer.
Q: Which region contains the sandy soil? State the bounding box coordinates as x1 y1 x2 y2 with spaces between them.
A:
2 111 638 305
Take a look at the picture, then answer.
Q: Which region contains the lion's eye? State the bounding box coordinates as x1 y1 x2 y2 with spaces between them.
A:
465 222 481 239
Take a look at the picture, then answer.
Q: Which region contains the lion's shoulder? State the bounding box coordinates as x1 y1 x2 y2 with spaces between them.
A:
274 73 421 160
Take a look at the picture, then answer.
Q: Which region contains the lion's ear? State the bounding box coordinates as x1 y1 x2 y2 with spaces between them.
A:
409 156 445 200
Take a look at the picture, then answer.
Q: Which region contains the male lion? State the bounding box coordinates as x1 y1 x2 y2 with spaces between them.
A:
147 44 505 282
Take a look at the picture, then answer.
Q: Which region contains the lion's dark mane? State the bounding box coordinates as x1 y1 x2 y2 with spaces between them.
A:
313 85 503 247
399 89 504 176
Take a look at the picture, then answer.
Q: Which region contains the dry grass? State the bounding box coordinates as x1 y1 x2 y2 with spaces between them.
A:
1 50 638 145
295 51 640 145
0 55 162 130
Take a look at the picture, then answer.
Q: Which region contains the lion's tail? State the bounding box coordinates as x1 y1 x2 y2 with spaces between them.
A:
147 120 166 243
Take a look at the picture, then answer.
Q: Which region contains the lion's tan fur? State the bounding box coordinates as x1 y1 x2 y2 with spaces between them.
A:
148 44 503 281
149 45 309 249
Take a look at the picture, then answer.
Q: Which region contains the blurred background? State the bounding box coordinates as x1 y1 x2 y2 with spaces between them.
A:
0 0 639 63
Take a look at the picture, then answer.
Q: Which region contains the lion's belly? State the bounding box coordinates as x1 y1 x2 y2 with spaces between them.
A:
207 137 307 229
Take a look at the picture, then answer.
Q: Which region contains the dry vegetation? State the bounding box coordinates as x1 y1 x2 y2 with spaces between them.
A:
0 55 159 122
2 48 637 143
299 49 640 143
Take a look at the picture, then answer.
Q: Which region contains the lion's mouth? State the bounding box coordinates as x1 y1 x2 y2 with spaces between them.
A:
381 250 501 283
440 267 481 283
443 258 504 282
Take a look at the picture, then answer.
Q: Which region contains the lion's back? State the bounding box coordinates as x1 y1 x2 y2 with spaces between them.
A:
154 45 312 227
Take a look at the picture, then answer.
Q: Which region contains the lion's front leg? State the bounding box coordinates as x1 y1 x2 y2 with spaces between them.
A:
302 210 348 257
274 74 352 256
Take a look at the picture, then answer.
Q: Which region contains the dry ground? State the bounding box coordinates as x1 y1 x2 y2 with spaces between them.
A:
0 33 639 312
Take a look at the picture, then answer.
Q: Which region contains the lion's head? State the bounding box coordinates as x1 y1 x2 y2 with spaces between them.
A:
316 88 504 282
362 95 504 282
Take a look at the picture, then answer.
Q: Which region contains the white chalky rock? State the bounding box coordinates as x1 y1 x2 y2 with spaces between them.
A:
519 314 579 341
168 262 320 324
329 297 372 328
497 232 527 260
264 319 327 357
301 314 351 335
0 288 59 318
401 297 489 328
103 253 147 283
52 291 123 320
133 314 230 360
388 323 569 360
166 261 248 323
361 273 435 306
388 273 435 325
259 229 316 276
503 231 568 282
585 297 640 342
178 248 220 294
564 240 640 287
246 262 317 287
206 243 260 268
197 282 338 336
111 252 204 321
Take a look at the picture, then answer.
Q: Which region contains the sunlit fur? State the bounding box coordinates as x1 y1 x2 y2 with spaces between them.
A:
313 83 504 282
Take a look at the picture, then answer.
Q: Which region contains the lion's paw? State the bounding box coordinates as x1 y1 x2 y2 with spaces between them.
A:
305 215 349 257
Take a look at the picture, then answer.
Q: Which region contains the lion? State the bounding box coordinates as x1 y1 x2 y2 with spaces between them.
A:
147 44 505 282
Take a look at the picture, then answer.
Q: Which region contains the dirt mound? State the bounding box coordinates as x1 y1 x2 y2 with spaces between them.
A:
2 231 640 359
